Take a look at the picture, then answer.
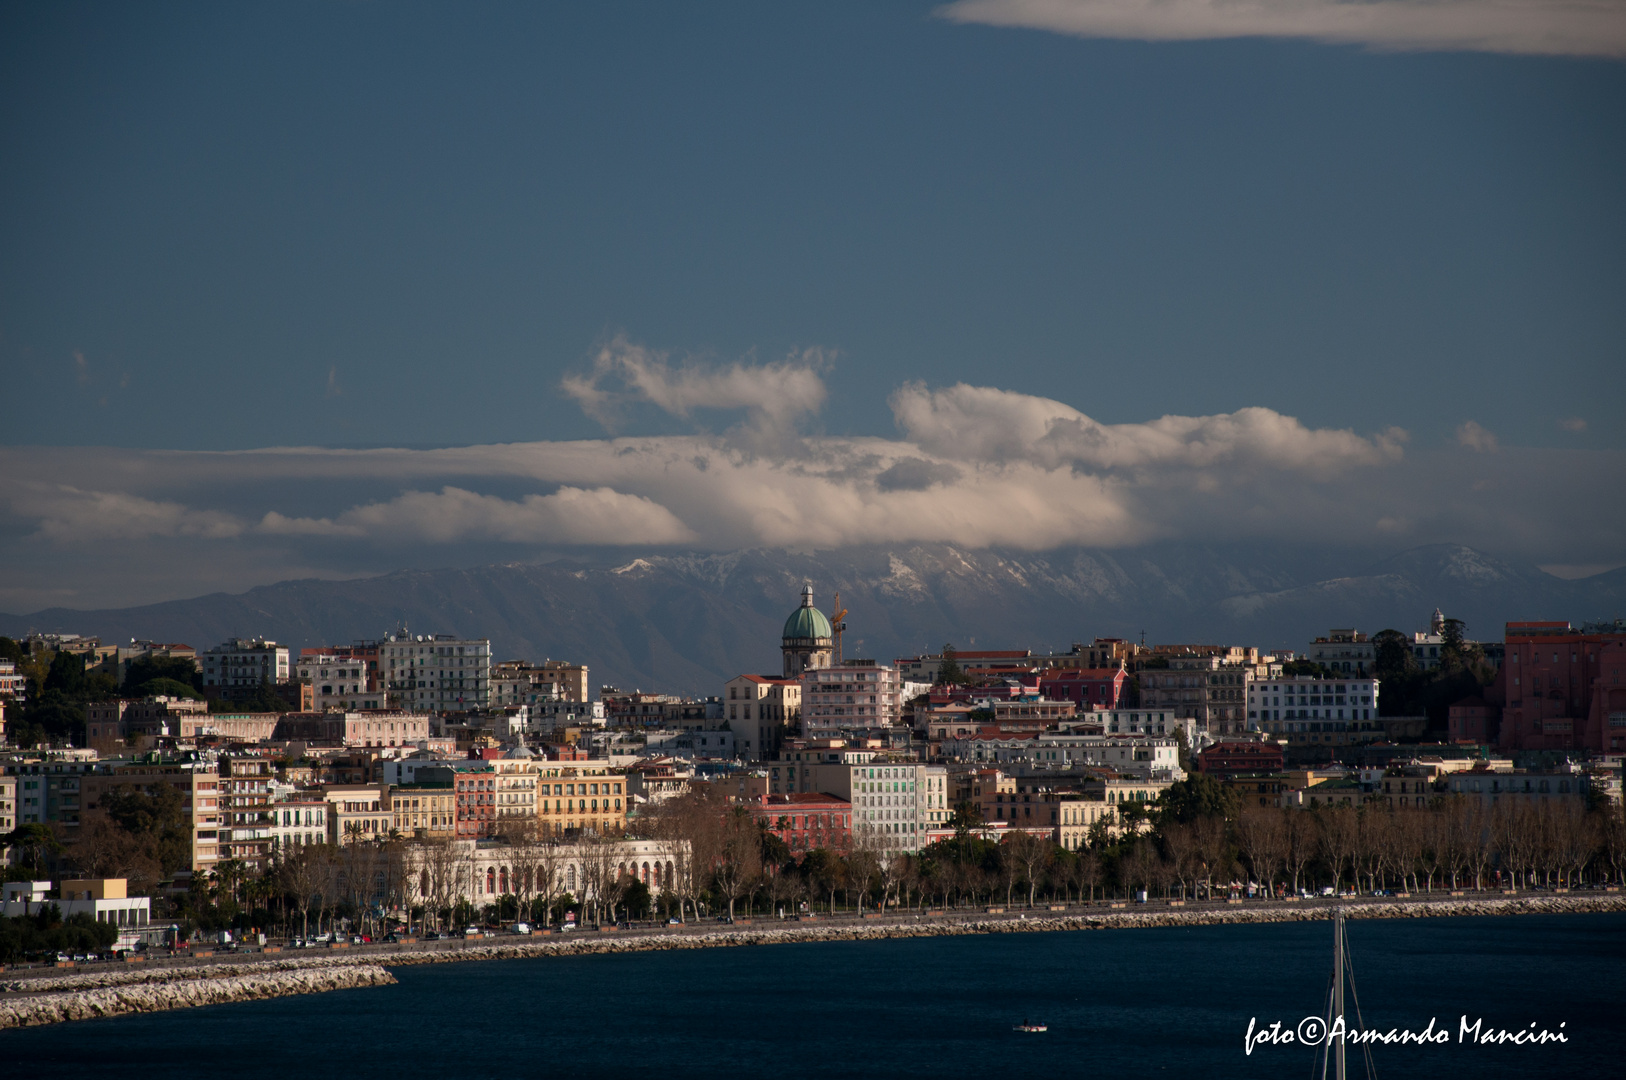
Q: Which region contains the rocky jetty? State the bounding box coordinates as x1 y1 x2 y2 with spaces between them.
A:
0 963 396 1029
3 891 1619 1029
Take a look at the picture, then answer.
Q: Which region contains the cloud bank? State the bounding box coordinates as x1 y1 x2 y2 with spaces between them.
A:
1 353 1620 611
936 0 1626 59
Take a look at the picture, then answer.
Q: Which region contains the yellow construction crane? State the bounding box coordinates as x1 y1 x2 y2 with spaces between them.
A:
831 591 849 664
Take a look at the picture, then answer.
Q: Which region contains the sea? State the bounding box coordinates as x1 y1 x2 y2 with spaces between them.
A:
6 912 1623 1078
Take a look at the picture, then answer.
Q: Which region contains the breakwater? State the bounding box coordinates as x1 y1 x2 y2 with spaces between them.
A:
0 962 396 1029
4 892 1621 1029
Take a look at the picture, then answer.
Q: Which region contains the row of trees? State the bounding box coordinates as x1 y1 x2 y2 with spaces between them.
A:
634 778 1626 919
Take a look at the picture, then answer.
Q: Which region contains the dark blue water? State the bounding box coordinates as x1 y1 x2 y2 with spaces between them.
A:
6 913 1621 1078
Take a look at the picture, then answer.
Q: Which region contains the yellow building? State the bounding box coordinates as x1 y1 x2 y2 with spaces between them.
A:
536 764 626 836
388 783 456 839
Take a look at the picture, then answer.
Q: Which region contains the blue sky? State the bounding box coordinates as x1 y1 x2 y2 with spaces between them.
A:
2 1 1623 609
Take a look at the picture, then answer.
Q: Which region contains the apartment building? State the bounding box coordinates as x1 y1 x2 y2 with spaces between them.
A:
535 763 627 837
799 660 901 738
218 756 275 866
380 632 491 711
725 674 802 759
1498 621 1626 754
323 784 392 844
940 732 1184 779
491 659 590 705
296 648 385 712
1246 673 1380 746
387 783 455 839
1139 655 1251 736
768 759 949 854
269 798 329 851
199 638 291 698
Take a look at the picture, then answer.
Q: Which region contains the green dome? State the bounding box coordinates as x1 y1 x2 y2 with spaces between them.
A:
783 585 833 641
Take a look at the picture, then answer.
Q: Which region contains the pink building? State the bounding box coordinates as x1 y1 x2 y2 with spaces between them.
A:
1496 622 1626 754
1038 667 1127 710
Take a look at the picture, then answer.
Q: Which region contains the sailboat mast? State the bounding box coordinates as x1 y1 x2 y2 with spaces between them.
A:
1333 909 1346 1080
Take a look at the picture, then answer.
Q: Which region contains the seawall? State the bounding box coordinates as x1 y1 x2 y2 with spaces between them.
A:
4 892 1622 1029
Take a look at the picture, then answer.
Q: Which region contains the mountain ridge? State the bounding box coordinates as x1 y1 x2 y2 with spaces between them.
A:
3 543 1622 697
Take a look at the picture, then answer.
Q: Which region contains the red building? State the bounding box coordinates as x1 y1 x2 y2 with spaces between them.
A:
1447 696 1495 744
1196 741 1285 778
455 767 497 839
1496 622 1626 754
1038 668 1127 710
746 793 852 854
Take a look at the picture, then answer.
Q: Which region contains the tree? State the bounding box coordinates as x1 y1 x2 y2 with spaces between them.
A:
937 645 966 687
5 823 65 878
1003 831 1052 907
713 811 762 920
1282 809 1316 895
1372 629 1414 681
1319 806 1360 893
122 655 203 696
1233 808 1285 898
44 650 87 696
1154 774 1238 828
1079 845 1105 904
101 781 194 877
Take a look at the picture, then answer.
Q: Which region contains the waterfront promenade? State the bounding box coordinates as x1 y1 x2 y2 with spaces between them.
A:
5 889 1624 1029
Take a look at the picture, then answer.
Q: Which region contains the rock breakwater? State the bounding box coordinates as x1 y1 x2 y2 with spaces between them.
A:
0 964 396 1029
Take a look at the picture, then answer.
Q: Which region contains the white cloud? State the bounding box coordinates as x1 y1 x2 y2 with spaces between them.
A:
936 0 1626 59
561 335 830 438
2 370 1620 605
271 486 697 546
7 483 245 542
1456 420 1499 453
890 382 1405 476
1559 417 1588 432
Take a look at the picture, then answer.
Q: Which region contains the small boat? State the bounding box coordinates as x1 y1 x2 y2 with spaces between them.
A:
1013 1021 1048 1033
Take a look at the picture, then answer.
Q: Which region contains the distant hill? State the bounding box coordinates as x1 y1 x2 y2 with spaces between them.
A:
3 543 1621 697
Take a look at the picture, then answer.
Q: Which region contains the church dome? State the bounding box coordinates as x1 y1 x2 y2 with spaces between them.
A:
783 583 833 641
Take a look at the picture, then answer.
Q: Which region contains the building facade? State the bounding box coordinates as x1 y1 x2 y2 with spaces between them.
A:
724 674 802 759
380 632 492 712
1247 674 1381 744
799 661 901 738
199 639 291 698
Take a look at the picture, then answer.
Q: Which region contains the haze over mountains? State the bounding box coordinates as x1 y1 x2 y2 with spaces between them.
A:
3 544 1621 697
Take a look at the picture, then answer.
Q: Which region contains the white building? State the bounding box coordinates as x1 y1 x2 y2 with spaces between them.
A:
768 760 949 854
199 638 290 695
380 633 491 711
3 879 153 947
642 728 737 760
269 798 329 851
296 653 386 711
526 699 607 735
799 660 902 738
1246 673 1380 738
942 733 1185 780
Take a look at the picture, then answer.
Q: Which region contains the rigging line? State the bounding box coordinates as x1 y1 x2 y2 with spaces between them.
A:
1316 972 1335 1080
1341 919 1378 1080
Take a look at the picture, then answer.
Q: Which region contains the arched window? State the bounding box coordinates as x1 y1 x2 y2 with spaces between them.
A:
486 867 496 894
499 867 509 894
